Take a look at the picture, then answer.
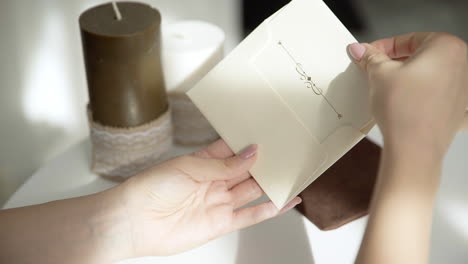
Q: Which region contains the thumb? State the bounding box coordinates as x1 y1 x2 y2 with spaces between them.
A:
348 42 393 74
165 145 258 182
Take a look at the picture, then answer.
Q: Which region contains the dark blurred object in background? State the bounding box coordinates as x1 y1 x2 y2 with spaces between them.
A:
242 0 366 36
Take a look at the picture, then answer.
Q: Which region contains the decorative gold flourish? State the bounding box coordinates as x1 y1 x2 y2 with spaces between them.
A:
278 41 342 119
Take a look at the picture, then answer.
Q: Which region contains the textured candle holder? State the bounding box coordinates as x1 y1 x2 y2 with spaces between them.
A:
88 108 173 181
163 21 225 145
169 93 219 145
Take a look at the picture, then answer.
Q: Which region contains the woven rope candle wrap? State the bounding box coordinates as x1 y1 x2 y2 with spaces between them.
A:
163 21 225 145
80 2 172 180
88 108 172 181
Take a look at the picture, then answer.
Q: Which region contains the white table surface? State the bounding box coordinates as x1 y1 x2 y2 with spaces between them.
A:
3 127 468 264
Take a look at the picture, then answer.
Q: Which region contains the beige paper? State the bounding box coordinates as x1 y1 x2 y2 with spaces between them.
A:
187 0 374 208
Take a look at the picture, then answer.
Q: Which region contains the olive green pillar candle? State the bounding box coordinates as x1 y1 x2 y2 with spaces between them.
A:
80 1 168 127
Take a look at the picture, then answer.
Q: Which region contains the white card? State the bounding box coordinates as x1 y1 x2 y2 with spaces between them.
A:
188 0 374 208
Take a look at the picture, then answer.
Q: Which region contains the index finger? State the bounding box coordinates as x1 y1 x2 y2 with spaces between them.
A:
193 140 256 188
229 197 302 233
370 32 433 59
192 139 235 159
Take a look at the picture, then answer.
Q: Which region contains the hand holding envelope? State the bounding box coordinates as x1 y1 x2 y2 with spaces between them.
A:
188 0 375 208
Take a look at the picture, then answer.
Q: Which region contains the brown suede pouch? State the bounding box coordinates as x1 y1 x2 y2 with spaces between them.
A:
297 138 381 231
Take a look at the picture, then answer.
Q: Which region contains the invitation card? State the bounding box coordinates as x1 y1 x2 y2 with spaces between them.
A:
188 0 374 208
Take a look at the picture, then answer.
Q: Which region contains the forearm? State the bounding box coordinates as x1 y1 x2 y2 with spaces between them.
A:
0 187 131 264
356 144 443 264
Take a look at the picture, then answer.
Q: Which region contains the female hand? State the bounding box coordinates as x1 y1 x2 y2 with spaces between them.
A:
109 140 301 259
0 140 301 264
348 32 468 158
350 32 468 264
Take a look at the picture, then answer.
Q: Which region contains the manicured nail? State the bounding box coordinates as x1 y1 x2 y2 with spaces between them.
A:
238 144 258 159
296 197 302 205
348 43 366 61
279 197 302 214
290 197 302 208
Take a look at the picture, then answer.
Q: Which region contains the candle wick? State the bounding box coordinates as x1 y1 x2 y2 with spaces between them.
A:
112 1 122 21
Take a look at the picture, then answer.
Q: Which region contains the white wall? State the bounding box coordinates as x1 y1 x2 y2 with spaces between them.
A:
0 0 242 205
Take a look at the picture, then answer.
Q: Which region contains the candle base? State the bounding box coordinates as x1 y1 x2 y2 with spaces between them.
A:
88 107 173 181
170 93 219 145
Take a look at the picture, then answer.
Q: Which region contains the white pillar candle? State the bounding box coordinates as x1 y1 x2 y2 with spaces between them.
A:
163 20 225 145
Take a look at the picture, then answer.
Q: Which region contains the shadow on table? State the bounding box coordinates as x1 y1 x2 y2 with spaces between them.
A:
235 209 315 264
431 204 468 264
429 136 468 264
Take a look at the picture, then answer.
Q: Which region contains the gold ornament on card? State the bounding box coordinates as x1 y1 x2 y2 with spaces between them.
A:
278 41 342 119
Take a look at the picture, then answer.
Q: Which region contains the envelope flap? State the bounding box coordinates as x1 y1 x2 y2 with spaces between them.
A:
188 24 327 208
188 0 375 208
251 0 372 143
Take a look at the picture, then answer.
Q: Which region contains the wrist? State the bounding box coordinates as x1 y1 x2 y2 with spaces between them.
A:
379 142 444 196
87 185 134 263
383 133 446 166
383 129 449 162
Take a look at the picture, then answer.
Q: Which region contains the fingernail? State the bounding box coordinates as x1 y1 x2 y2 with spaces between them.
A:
279 197 302 214
238 144 258 159
290 198 302 208
296 197 302 205
348 43 366 61
291 198 302 208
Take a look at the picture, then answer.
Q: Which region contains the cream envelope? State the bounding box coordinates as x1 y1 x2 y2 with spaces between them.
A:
187 0 375 208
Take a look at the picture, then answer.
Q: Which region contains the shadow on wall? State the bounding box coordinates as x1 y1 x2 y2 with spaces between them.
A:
0 0 91 206
0 0 243 207
354 0 468 42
